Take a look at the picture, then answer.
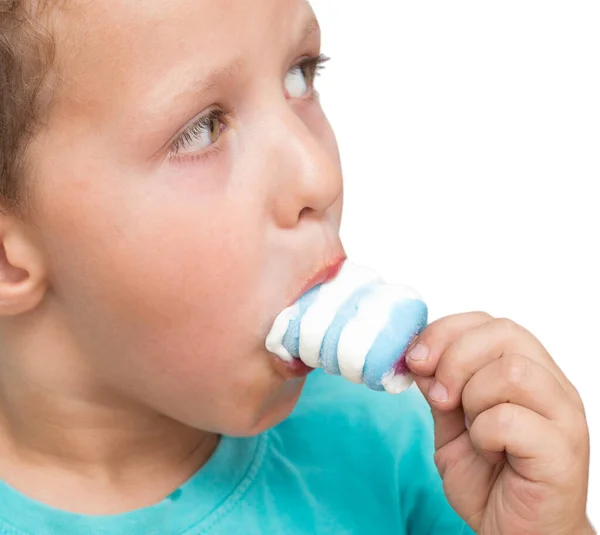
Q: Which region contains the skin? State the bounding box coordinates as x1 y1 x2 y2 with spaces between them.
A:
0 0 345 514
0 0 593 531
407 314 594 534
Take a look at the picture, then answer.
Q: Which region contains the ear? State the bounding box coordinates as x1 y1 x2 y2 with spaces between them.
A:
0 217 48 316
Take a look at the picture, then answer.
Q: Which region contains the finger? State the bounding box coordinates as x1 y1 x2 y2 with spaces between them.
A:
425 318 580 415
407 312 493 405
406 311 494 379
406 313 496 449
462 353 576 427
469 403 573 483
407 313 581 453
407 374 470 449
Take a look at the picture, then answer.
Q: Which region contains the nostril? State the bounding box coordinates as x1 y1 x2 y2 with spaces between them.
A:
298 207 314 219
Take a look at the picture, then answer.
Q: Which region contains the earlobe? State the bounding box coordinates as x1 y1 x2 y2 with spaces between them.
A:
0 221 48 316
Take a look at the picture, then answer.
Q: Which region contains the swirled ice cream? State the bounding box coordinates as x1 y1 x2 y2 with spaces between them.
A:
266 261 428 394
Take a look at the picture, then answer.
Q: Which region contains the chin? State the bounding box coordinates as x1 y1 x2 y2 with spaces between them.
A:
227 376 307 437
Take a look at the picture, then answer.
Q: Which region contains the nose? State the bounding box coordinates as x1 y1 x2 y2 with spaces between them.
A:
263 103 343 229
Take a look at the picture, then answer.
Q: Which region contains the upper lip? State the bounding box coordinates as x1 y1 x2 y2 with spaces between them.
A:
289 252 347 306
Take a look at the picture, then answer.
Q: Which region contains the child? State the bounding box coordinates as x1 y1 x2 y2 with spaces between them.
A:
0 0 594 533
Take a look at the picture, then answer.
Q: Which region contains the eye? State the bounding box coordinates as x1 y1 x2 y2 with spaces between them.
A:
169 109 226 158
284 54 330 99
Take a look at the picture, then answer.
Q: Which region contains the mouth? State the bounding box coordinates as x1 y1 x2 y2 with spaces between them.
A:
272 356 314 380
266 250 346 377
290 253 347 307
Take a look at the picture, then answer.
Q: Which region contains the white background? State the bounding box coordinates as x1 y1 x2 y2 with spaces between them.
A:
310 0 599 522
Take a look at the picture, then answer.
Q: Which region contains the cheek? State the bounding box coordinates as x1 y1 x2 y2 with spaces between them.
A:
36 165 267 379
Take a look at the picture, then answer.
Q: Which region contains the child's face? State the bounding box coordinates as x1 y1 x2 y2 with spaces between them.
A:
28 0 343 435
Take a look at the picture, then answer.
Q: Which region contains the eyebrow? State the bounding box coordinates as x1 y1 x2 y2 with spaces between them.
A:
142 14 321 155
301 16 321 43
183 16 321 96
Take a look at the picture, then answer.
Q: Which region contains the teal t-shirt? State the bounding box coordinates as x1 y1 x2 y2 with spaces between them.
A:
0 370 472 534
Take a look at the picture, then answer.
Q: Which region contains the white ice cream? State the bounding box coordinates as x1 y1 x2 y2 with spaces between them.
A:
266 261 423 394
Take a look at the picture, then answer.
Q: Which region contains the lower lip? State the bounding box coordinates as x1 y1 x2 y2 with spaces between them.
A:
273 356 314 379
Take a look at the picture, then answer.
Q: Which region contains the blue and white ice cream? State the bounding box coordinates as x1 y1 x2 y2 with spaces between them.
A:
266 261 428 394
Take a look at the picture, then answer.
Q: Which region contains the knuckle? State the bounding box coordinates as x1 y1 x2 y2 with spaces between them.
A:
472 311 494 322
494 317 521 336
501 354 529 390
566 411 590 445
571 387 587 414
493 403 516 432
562 429 589 466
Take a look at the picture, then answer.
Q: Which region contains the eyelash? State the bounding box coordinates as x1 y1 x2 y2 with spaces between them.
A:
290 53 330 96
168 109 226 163
168 53 330 164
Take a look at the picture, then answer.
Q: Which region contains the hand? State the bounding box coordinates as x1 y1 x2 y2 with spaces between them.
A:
406 312 593 535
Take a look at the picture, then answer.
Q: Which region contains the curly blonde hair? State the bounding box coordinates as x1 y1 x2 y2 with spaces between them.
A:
0 1 55 215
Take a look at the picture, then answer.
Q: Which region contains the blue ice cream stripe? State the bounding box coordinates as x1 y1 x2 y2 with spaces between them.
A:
362 299 428 391
281 285 321 358
318 284 377 375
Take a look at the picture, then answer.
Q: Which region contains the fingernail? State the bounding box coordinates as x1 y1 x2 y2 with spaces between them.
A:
407 343 429 362
429 381 449 403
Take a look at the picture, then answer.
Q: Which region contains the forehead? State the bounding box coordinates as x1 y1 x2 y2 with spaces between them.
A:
48 0 314 116
52 0 310 47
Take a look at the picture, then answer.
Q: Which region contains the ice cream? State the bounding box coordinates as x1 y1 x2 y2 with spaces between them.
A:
266 261 428 394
